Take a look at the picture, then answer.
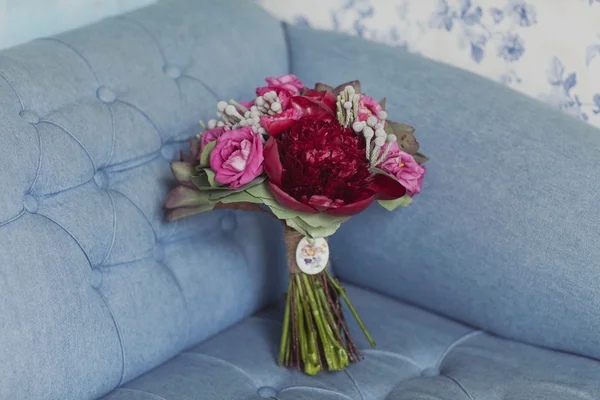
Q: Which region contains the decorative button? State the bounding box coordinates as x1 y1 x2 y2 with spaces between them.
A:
23 194 39 213
19 110 40 124
163 64 182 79
220 212 237 233
97 86 116 104
91 269 103 289
257 386 278 398
296 237 329 275
153 244 165 262
93 170 109 189
160 144 178 161
421 367 440 377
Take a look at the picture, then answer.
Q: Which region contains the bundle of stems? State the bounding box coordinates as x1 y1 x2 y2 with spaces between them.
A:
216 203 375 374
278 227 375 375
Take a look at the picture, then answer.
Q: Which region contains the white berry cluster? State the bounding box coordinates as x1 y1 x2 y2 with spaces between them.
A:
351 108 396 168
336 85 360 128
205 90 282 136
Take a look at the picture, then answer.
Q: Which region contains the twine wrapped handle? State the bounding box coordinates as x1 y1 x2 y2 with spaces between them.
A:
284 226 303 274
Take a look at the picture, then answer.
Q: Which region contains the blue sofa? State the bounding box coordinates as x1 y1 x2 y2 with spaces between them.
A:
2 0 600 399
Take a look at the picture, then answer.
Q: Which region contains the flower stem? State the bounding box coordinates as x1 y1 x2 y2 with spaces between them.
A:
290 277 300 371
296 275 322 374
229 99 249 114
284 330 291 366
302 274 340 371
313 276 349 369
278 279 292 365
294 279 308 365
314 278 345 347
325 271 376 348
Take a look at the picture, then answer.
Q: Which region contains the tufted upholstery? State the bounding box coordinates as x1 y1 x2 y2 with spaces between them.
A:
2 1 600 400
291 24 600 362
102 284 600 400
0 1 288 399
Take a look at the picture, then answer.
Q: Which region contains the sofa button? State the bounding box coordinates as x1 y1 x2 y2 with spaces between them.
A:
23 194 39 213
163 64 182 79
220 212 237 233
421 367 440 377
19 110 40 124
93 170 109 189
153 244 165 262
97 86 117 104
257 386 278 398
91 269 103 289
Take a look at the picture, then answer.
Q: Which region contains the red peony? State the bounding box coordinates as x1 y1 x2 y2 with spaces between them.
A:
265 108 407 216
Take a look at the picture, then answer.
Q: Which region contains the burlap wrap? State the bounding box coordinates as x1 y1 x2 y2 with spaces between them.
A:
284 226 303 274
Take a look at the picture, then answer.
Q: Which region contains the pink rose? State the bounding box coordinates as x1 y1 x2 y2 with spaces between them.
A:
256 74 305 112
209 127 264 189
200 126 228 151
357 94 384 123
378 142 425 196
239 100 255 110
257 74 304 97
260 108 303 136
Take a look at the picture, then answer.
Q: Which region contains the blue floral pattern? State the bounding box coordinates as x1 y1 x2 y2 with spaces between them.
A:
259 0 600 130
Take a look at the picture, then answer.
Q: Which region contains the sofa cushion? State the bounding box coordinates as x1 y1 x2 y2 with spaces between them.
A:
101 284 600 400
0 1 289 399
284 24 600 361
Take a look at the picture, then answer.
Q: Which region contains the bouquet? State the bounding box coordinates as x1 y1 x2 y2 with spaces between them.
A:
164 74 427 375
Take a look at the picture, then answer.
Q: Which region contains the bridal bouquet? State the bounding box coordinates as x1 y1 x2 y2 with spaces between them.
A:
164 74 427 375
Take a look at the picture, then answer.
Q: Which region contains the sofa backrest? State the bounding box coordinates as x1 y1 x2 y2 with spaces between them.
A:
0 1 287 399
285 25 600 362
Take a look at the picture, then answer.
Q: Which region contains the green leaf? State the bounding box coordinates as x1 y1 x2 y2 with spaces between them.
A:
413 152 429 164
207 177 267 200
205 168 220 187
370 167 399 181
199 140 216 166
387 121 419 155
314 82 334 92
379 97 386 111
333 80 361 95
245 182 275 200
285 218 310 238
388 121 415 135
247 182 348 236
164 186 213 208
378 195 413 211
192 169 269 197
171 161 195 185
384 122 394 136
218 191 264 205
296 212 349 228
249 182 349 233
190 169 225 191
266 204 303 220
290 217 342 239
166 204 216 221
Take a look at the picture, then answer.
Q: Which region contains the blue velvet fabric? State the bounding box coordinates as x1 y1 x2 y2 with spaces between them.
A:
102 284 600 400
287 24 600 361
1 0 600 399
0 0 288 399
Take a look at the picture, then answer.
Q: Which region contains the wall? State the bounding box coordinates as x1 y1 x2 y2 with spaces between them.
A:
0 0 155 50
260 0 600 129
1 0 599 129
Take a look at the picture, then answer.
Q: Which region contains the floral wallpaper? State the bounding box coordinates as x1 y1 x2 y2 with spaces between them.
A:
260 0 600 129
1 0 599 128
